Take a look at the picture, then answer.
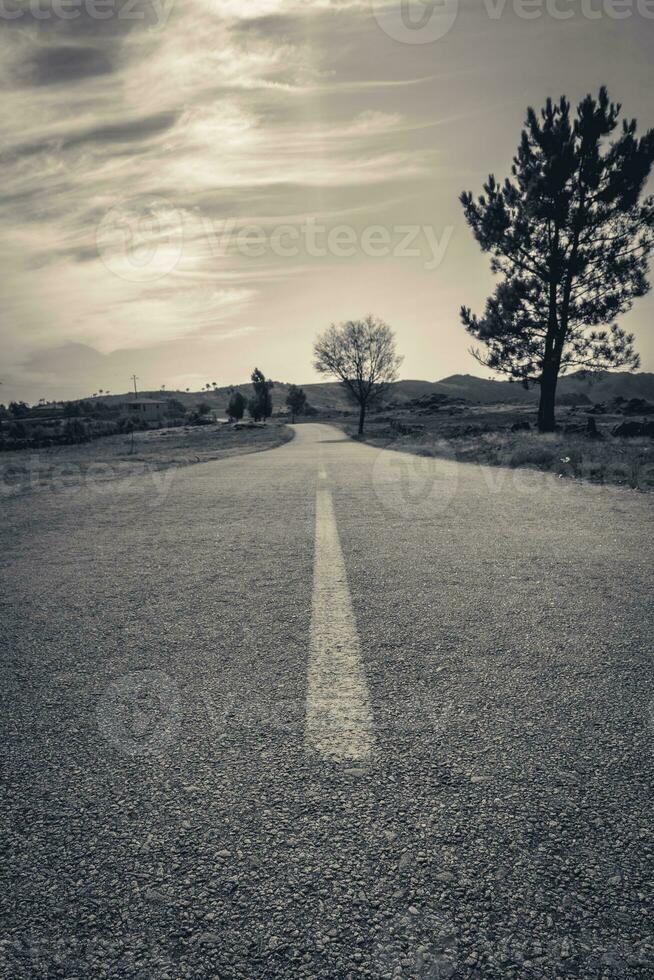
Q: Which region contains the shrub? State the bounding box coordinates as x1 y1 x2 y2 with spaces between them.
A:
228 391 246 421
8 421 27 440
509 445 557 469
62 419 88 444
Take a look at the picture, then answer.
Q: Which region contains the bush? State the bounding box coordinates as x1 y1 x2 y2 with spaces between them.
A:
8 401 29 419
228 391 246 421
30 426 51 447
63 419 88 444
509 444 557 469
8 421 27 440
166 399 186 418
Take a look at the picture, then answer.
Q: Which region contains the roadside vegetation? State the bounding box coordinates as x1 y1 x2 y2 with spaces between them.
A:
285 385 308 423
344 401 654 492
0 419 293 498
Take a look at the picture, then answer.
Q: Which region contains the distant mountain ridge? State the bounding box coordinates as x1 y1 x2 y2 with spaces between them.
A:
93 370 654 412
432 371 654 405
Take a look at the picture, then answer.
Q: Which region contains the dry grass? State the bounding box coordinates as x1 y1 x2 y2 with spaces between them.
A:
0 421 294 497
346 416 654 493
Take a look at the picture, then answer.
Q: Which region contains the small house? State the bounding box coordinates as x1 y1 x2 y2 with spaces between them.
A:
123 400 167 423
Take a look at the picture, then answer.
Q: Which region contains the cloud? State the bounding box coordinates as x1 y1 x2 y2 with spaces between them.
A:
26 44 116 86
0 0 451 400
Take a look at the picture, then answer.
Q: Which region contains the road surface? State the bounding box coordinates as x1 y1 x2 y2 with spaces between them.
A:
1 423 653 978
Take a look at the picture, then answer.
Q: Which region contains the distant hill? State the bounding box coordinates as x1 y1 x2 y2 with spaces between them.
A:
430 374 535 403
557 370 654 403
427 371 654 405
88 371 654 413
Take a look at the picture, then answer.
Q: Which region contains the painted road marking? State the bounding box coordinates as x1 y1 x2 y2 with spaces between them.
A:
306 482 375 763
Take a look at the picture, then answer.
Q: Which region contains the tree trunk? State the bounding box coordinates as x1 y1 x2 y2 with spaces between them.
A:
358 402 366 436
538 270 562 433
537 368 558 432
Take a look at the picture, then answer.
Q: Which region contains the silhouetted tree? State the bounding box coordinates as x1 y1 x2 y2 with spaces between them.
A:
228 390 246 421
165 399 186 418
63 401 81 418
285 385 307 423
8 401 29 418
250 368 273 420
313 315 403 435
247 397 262 421
461 87 654 431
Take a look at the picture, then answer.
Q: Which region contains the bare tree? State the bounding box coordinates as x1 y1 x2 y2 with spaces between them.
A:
313 315 403 435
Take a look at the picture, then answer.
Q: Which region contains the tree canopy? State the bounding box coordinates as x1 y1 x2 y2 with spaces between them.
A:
228 390 246 421
460 87 654 430
250 368 273 421
285 385 307 423
313 315 402 435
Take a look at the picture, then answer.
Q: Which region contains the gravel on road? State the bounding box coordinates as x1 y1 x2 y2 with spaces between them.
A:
1 423 652 978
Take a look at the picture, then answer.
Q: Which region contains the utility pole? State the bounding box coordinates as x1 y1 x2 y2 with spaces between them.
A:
128 375 139 454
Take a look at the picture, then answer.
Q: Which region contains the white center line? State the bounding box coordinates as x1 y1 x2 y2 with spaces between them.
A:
305 480 375 763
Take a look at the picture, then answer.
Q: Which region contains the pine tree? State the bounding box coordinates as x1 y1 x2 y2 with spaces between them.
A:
251 368 274 421
460 87 654 431
285 385 307 423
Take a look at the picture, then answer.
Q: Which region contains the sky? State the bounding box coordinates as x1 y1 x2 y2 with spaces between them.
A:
1 0 653 403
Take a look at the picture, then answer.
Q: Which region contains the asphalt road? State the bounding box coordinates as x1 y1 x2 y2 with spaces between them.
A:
1 422 653 979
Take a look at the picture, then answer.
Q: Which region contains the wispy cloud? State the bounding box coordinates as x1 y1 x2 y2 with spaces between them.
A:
3 0 652 400
0 0 438 394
